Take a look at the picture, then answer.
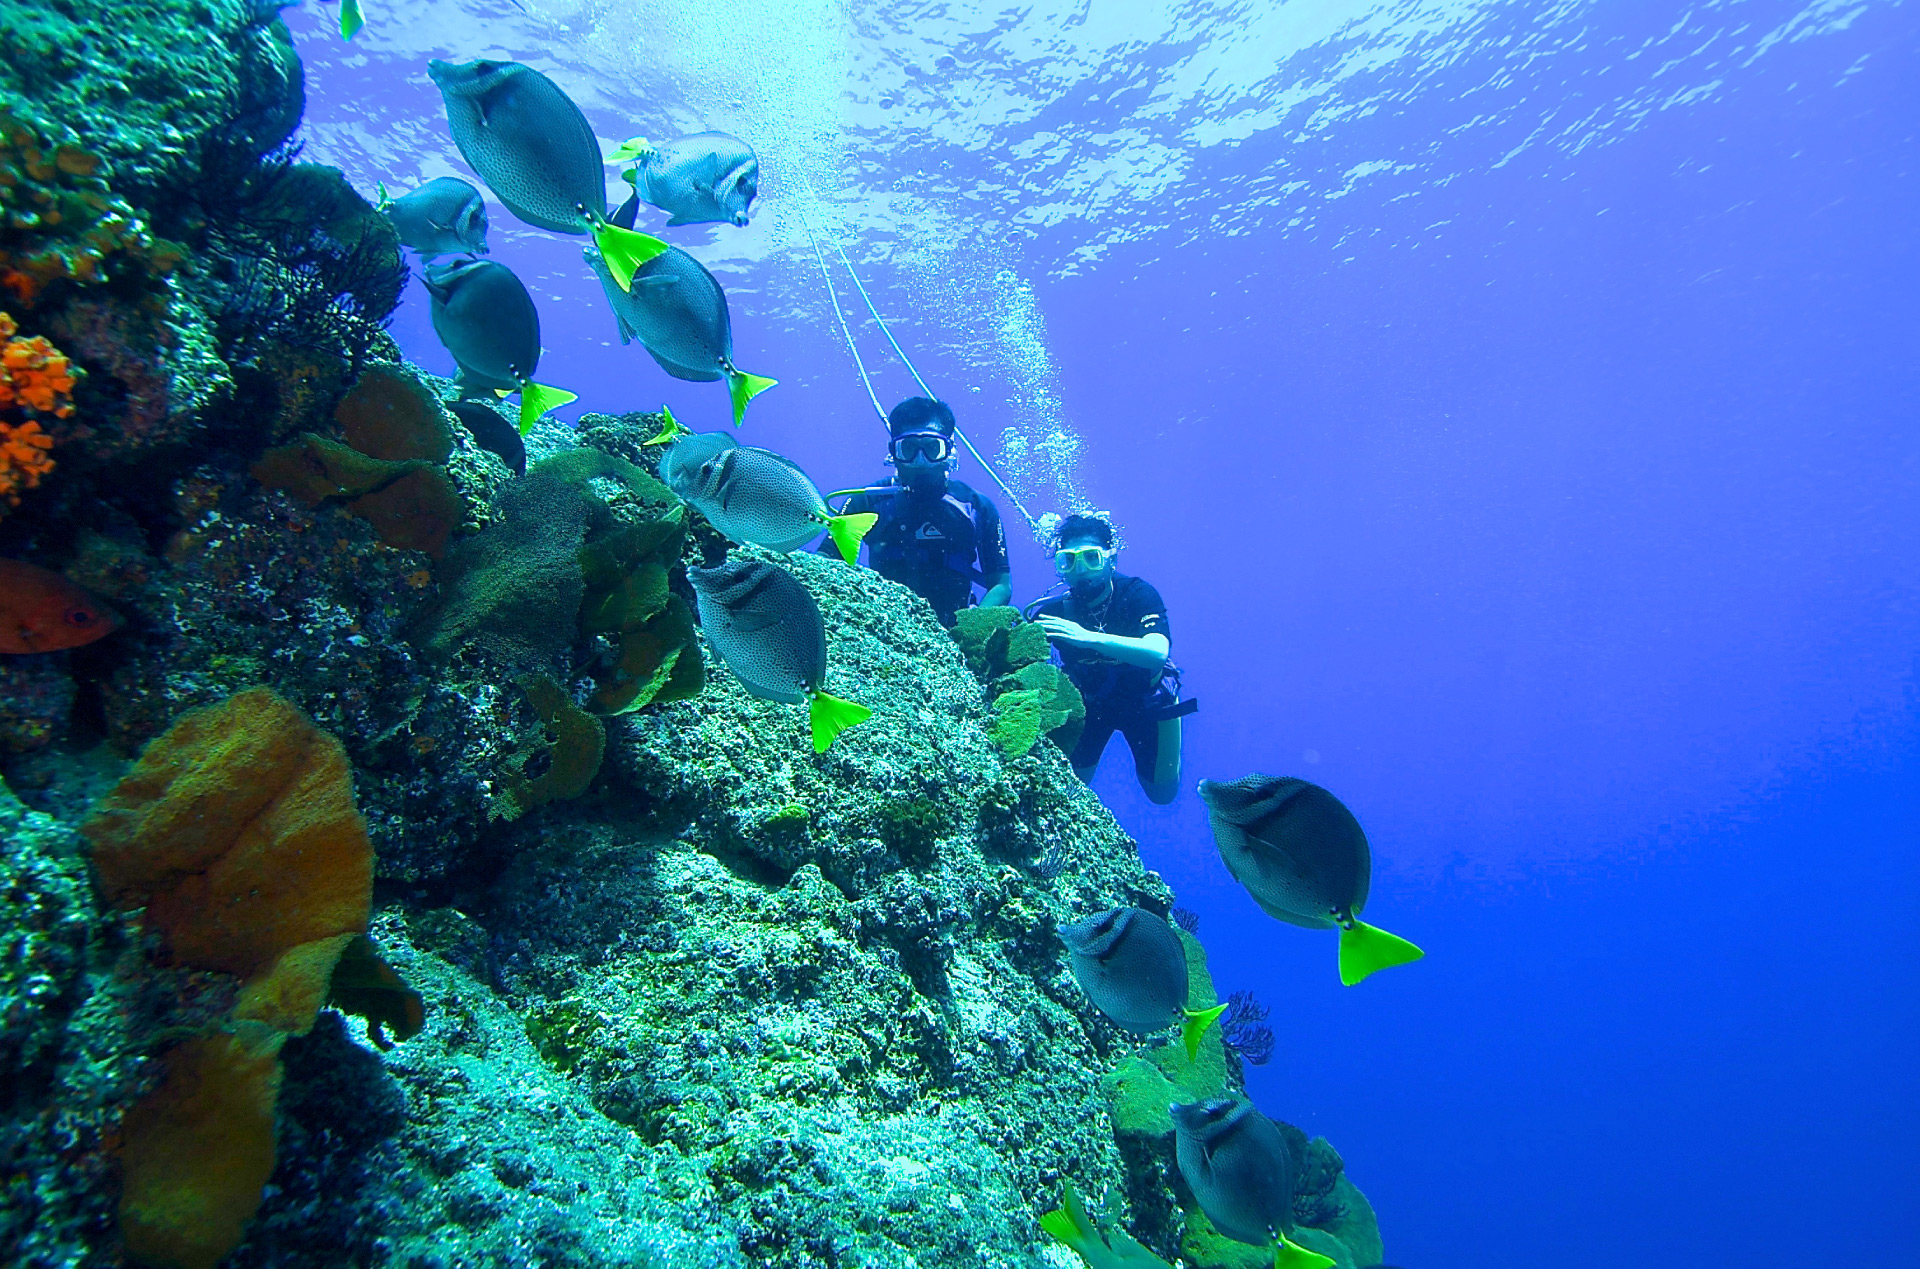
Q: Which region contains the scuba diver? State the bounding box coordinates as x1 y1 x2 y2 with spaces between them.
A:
1028 514 1194 804
824 397 1012 625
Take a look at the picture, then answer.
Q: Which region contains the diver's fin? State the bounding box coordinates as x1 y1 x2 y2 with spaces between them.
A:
1337 919 1425 986
1180 1002 1229 1062
1273 1235 1336 1269
517 382 577 435
339 0 364 39
644 406 689 446
726 367 777 427
808 691 872 753
593 222 670 291
609 136 655 163
824 512 878 565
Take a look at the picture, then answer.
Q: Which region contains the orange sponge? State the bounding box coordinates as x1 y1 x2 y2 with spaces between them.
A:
116 1024 284 1269
85 686 373 977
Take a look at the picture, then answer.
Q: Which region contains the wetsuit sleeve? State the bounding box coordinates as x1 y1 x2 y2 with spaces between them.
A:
1131 580 1170 640
975 495 1009 579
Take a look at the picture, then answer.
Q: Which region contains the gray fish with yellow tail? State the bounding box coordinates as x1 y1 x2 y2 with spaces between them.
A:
1059 907 1226 1060
1197 775 1423 986
660 432 874 563
584 243 775 427
421 258 574 434
610 132 759 228
686 558 870 753
1171 1098 1334 1269
426 58 667 290
378 176 489 257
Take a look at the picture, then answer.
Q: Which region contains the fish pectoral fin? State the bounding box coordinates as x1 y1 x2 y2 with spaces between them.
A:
1337 919 1425 986
1179 1002 1229 1062
632 275 679 291
725 367 778 427
664 213 699 226
808 691 872 753
593 223 670 291
516 382 577 435
824 512 878 565
339 0 365 39
1272 1234 1336 1269
609 136 655 163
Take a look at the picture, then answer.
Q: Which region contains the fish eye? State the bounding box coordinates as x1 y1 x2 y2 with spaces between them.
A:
64 607 94 627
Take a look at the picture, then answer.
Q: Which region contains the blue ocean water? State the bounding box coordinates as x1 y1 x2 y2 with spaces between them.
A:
290 1 1917 1263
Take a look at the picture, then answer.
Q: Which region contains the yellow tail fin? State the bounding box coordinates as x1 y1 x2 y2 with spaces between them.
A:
1180 1003 1229 1062
808 691 871 753
1338 919 1425 986
644 405 689 446
825 512 878 565
517 382 577 435
726 367 777 427
592 222 670 291
1273 1234 1336 1269
339 0 365 39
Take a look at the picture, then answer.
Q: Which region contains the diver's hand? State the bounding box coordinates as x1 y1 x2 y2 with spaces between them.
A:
1035 616 1102 649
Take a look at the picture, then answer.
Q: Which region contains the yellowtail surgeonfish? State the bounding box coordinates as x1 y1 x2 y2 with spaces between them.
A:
426 59 667 290
421 259 575 434
1059 906 1228 1060
610 132 759 228
659 431 875 563
686 559 871 753
584 238 776 427
1172 1098 1337 1269
1198 775 1424 986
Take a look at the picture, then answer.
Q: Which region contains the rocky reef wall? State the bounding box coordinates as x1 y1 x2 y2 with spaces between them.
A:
0 7 1386 1269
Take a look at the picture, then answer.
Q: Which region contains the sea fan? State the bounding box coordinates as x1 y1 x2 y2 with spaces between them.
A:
1220 989 1274 1066
1171 906 1200 934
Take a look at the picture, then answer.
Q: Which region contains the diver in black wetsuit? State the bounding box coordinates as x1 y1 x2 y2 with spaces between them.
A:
1029 514 1193 805
823 397 1012 626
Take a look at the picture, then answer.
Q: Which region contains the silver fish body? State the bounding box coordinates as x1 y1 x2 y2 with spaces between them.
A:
629 132 758 228
1170 1097 1299 1247
382 176 489 257
1198 775 1371 930
422 258 540 392
1059 907 1189 1034
586 244 732 381
687 558 826 705
662 434 832 553
428 59 606 235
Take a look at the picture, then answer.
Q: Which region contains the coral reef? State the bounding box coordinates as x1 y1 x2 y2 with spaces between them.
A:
951 607 1085 758
0 13 1400 1267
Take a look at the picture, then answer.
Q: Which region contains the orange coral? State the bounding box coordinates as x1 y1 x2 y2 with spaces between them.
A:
0 110 179 308
0 311 78 509
0 312 77 415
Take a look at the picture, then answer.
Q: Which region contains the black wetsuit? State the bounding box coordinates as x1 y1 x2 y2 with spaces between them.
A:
1033 575 1180 782
825 477 1008 626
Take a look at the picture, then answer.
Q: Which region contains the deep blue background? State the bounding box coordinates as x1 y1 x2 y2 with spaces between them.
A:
286 1 1920 1263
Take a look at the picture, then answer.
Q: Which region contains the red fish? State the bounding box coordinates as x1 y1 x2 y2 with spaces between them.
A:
0 558 122 653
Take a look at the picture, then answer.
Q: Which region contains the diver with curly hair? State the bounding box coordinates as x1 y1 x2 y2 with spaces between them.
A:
1027 514 1194 804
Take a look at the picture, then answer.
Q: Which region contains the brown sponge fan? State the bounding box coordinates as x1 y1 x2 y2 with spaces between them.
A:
85 686 373 978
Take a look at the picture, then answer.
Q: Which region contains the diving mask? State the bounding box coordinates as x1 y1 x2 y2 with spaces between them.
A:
889 433 954 464
1054 545 1114 574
